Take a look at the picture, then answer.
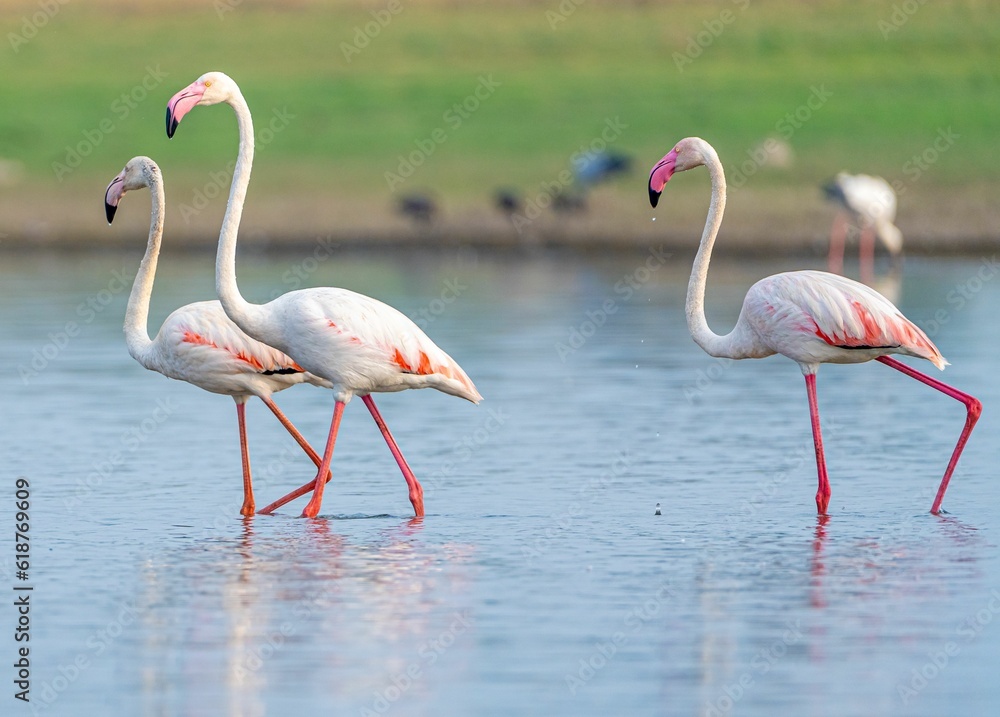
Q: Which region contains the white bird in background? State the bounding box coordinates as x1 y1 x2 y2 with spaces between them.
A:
648 138 980 515
105 156 332 517
165 73 482 519
823 171 903 283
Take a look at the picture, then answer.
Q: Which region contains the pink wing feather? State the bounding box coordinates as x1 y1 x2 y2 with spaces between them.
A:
748 271 946 369
280 288 482 403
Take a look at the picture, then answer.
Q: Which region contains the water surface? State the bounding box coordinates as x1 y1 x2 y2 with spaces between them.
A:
2 248 998 716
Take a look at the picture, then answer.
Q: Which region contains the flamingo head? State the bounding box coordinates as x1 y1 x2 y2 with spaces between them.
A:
105 156 159 224
877 221 904 255
648 137 710 207
166 71 239 138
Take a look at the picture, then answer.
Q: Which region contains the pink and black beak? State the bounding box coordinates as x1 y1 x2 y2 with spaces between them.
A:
647 149 678 208
104 170 126 224
166 80 206 138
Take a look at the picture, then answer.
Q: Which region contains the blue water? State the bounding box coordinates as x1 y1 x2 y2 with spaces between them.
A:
2 248 998 716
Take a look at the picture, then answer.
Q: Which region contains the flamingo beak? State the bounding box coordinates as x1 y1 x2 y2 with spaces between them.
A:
166 81 207 138
647 149 678 208
104 172 125 224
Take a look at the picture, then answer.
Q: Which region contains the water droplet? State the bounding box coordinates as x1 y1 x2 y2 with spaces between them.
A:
652 217 657 222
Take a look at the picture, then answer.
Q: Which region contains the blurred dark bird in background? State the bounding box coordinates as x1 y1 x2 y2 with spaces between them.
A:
397 192 437 224
494 188 522 216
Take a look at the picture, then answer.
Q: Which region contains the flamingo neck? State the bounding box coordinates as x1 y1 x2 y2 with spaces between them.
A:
684 142 745 359
215 88 266 337
123 170 164 367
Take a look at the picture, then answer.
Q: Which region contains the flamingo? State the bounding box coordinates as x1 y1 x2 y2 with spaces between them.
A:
105 156 333 517
648 137 981 514
165 72 481 518
822 172 903 282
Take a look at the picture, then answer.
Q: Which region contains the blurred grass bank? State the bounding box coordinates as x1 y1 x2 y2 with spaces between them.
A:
1 0 998 253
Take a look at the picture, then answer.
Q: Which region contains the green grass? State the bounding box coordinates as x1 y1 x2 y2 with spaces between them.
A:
2 0 999 205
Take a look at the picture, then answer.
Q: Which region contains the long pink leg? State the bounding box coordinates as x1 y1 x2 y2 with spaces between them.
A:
859 225 876 285
301 401 346 519
804 374 831 514
362 395 425 517
877 356 982 513
255 396 333 515
827 212 847 275
236 402 255 517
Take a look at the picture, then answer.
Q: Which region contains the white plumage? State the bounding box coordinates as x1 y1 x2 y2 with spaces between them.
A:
649 137 979 515
824 171 903 280
166 73 481 518
259 287 480 402
741 270 943 369
105 156 329 517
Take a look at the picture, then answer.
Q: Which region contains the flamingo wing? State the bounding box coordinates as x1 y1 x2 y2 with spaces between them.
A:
746 271 945 369
152 301 313 393
272 289 482 403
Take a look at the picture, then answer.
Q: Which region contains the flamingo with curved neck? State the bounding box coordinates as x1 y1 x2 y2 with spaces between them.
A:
649 137 981 514
105 156 332 517
166 72 482 519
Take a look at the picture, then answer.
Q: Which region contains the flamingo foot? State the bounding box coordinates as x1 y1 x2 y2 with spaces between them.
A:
240 498 255 517
301 497 321 519
815 490 830 515
410 484 425 517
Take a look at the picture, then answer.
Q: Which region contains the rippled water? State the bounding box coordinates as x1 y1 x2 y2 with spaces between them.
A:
2 247 998 716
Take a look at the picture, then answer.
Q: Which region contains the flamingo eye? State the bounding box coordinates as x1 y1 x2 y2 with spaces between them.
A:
204 80 213 88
